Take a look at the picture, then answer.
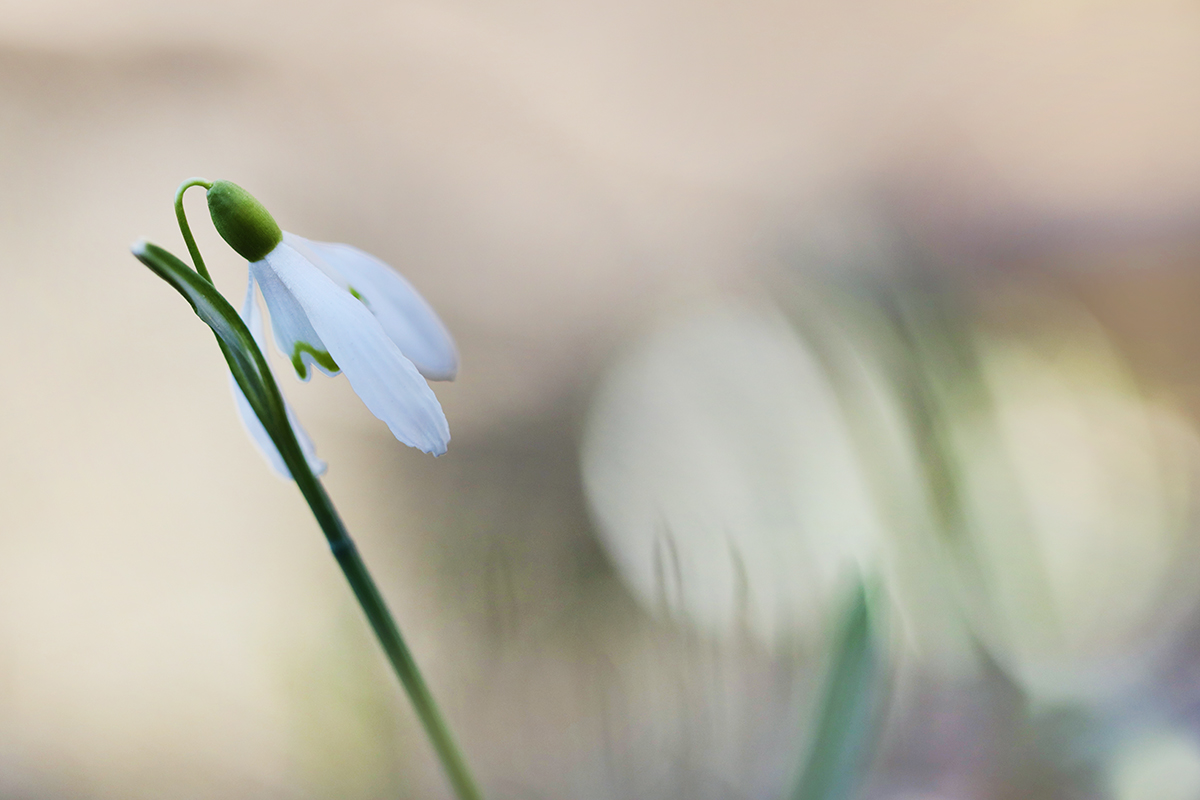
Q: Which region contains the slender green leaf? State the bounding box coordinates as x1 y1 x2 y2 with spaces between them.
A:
790 582 885 800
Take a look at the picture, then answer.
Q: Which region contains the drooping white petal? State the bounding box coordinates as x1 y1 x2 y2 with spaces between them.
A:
231 274 327 479
251 251 339 381
284 232 458 381
260 243 451 455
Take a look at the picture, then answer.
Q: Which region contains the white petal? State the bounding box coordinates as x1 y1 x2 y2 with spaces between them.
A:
261 244 451 455
284 233 458 381
251 248 339 381
231 274 328 479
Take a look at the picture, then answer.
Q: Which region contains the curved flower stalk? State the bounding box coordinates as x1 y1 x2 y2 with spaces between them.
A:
131 179 482 800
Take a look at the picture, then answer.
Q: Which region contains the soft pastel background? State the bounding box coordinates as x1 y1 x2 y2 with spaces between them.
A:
3 1 1200 798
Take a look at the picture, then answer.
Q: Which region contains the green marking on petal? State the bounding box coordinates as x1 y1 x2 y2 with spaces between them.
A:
291 342 339 378
348 286 366 303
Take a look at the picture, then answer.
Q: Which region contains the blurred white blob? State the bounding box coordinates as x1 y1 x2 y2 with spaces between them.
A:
583 289 1200 703
948 307 1200 701
1108 728 1200 800
581 302 882 644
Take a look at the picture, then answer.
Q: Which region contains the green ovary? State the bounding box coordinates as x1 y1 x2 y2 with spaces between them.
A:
291 342 339 378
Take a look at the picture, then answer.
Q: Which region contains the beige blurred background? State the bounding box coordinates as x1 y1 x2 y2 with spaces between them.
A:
3 0 1200 798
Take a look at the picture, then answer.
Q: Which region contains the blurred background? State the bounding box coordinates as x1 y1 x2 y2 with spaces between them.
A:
3 0 1200 798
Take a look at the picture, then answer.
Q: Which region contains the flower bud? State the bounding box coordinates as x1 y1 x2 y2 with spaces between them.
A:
207 180 283 262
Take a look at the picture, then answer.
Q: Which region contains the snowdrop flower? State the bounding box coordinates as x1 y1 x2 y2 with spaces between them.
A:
205 180 455 475
581 302 885 644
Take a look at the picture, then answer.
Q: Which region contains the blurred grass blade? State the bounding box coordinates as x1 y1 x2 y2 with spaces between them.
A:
790 582 885 800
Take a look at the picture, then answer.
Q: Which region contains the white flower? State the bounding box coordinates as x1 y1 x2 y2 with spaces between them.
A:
207 180 456 477
580 302 884 644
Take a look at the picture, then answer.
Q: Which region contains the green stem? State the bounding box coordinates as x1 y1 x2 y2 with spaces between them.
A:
253 325 482 800
174 177 215 282
257 321 482 800
334 542 482 800
290 474 485 800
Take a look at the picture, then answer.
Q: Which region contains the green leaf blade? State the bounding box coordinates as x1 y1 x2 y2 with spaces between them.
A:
790 582 887 800
131 239 289 460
